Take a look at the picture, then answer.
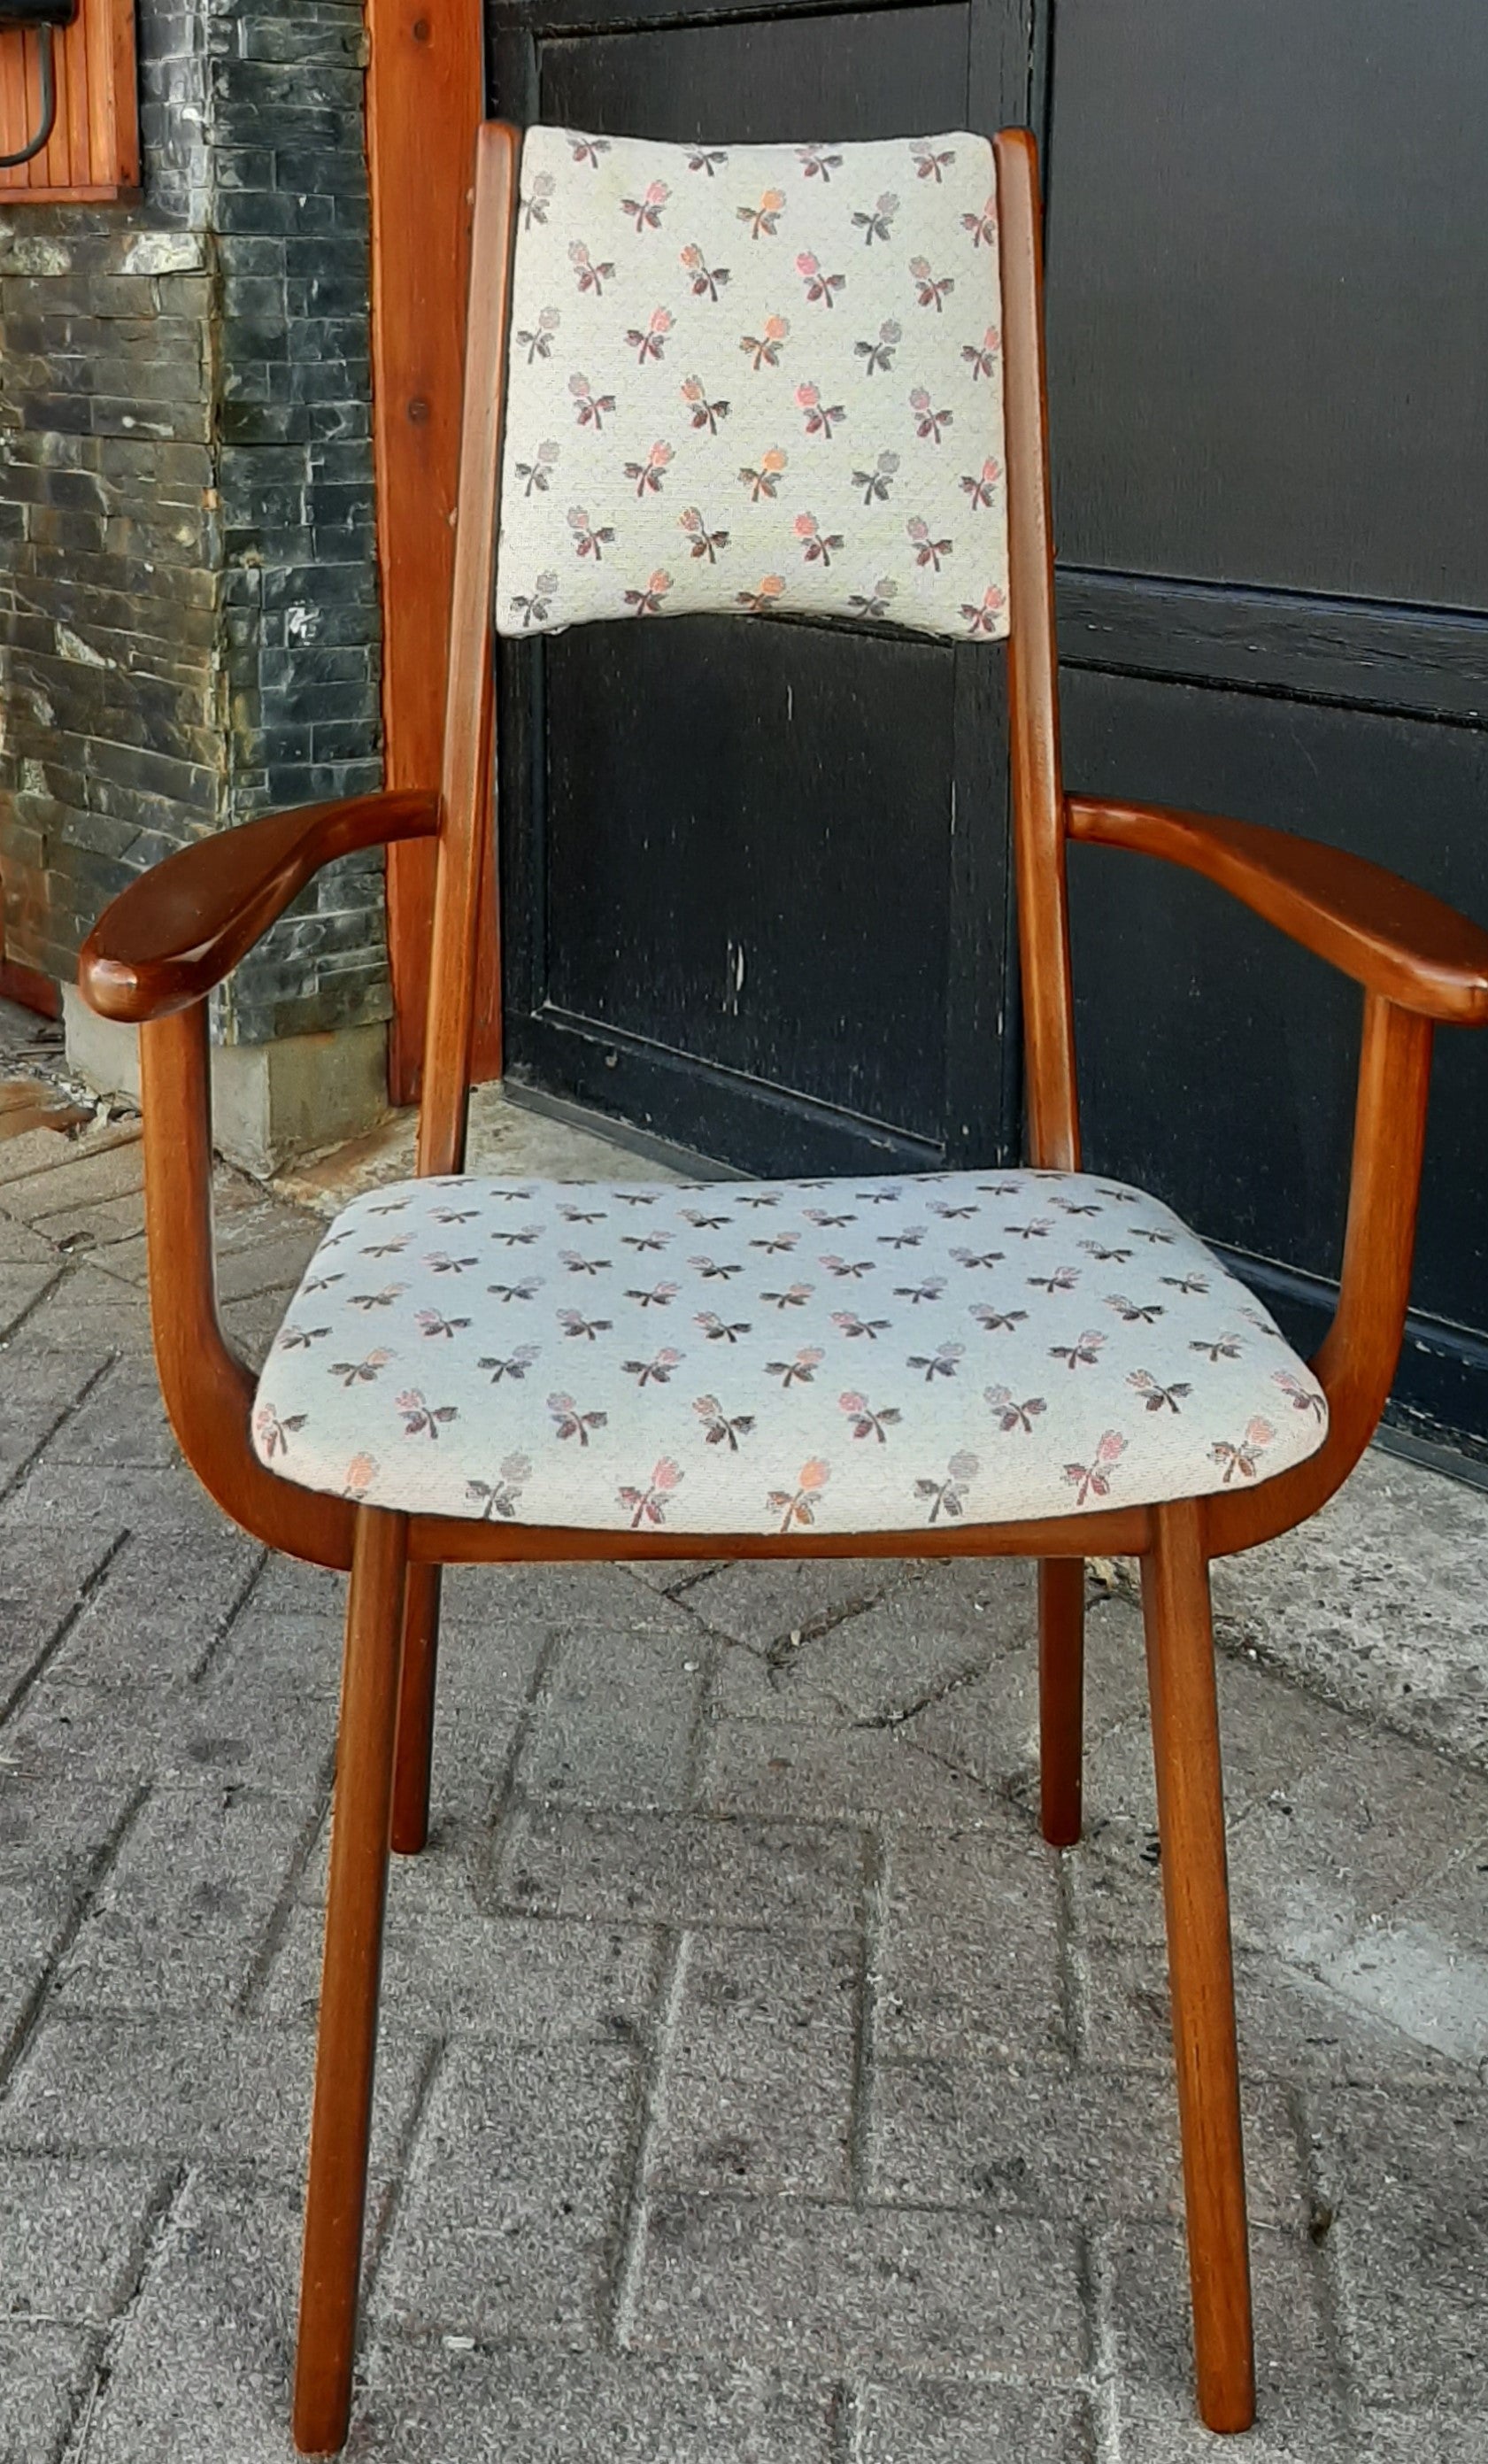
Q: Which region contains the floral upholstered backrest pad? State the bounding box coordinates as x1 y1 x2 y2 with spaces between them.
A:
495 127 1009 643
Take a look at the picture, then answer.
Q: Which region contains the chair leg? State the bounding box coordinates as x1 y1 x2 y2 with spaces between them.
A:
1141 1497 1255 2435
1038 1556 1085 1846
293 1508 409 2455
390 1562 442 1855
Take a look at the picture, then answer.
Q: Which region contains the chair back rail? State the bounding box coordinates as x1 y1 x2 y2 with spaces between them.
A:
420 122 1070 1176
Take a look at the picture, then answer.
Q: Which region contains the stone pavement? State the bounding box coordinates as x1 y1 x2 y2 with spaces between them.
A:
1 1106 1486 2462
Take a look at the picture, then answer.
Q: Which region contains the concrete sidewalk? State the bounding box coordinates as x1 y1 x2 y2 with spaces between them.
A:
1 1102 1486 2462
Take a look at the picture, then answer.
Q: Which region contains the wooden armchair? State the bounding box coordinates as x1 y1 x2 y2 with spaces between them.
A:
79 123 1488 2453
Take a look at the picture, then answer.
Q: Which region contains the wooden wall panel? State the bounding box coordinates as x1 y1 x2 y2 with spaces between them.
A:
366 0 498 1103
0 0 137 202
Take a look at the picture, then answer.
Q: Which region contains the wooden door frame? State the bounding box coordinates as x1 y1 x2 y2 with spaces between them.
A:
366 0 499 1102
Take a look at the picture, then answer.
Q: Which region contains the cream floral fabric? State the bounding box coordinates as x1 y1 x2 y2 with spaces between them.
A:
495 126 1009 643
251 1169 1328 1533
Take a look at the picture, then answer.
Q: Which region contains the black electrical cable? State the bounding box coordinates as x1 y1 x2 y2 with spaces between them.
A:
1 2 80 172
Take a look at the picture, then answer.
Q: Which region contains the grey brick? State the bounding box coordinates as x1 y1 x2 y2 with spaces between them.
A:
374 2035 641 2342
2 2012 428 2178
867 2058 1308 2233
349 2341 836 2464
632 2193 1087 2381
879 1819 1067 2063
1077 1932 1471 2090
73 2173 302 2464
701 1715 1003 1827
497 1806 867 1935
0 2153 162 2321
51 1780 320 2013
265 1899 659 2045
1307 2086 1488 2414
0 2322 94 2461
46 1524 261 1693
650 1930 860 2200
0 1523 120 1713
1099 2222 1349 2460
0 1348 112 1479
520 1626 706 1811
853 2377 1096 2463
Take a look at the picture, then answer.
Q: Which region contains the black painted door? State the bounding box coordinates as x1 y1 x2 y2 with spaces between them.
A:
1044 0 1488 1450
487 0 1031 1178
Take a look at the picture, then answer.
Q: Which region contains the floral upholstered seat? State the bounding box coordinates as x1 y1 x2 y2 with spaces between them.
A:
251 1168 1327 1532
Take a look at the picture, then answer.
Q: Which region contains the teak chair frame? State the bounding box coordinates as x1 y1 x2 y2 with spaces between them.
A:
80 125 1488 2454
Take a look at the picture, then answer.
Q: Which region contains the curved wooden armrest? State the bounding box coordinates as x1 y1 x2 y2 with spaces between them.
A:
1067 796 1488 1025
79 788 441 1023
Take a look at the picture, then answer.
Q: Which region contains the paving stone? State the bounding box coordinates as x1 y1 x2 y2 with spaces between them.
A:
265 1899 659 2044
0 2321 94 2461
762 1560 1034 1728
1307 2085 1488 2414
650 1929 859 2200
0 1879 75 2060
1356 2414 1488 2462
0 1139 144 1221
868 2057 1307 2231
0 1523 120 1715
1 2013 430 2178
0 2153 161 2323
1226 1725 1488 1967
445 1561 713 1634
0 1348 112 1480
1099 2221 1351 2460
374 2035 641 2342
12 1265 155 1355
682 1556 921 1655
45 1525 262 1694
0 1771 137 1899
28 1190 148 1253
41 1359 178 1467
497 1805 867 1933
701 1716 1004 1827
346 2340 837 2462
0 1262 59 1336
852 2375 1097 2462
520 1626 706 1811
0 1677 189 1791
897 1645 1041 1795
0 1210 61 1264
1315 1830 1488 2070
876 1820 1067 2065
1212 1445 1488 1770
75 2172 303 2464
51 1780 320 2014
1 1462 227 1538
1077 1932 1471 2090
632 2192 1087 2381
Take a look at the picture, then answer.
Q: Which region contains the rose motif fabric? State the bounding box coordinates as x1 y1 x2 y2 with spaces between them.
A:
496 127 1009 643
251 1168 1328 1534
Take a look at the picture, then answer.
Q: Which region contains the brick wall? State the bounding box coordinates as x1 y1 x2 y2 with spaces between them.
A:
0 0 388 1049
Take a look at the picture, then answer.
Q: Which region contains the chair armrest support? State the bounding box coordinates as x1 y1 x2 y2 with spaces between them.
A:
1067 795 1488 1024
79 788 441 1023
1206 991 1433 1556
136 1005 356 1569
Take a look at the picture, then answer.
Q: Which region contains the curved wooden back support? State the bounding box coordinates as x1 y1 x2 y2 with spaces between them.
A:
417 121 520 1179
994 127 1080 1171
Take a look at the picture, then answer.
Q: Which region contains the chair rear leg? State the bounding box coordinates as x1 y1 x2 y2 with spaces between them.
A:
1038 1556 1085 1845
391 1563 442 1854
1141 1498 1255 2434
293 1508 408 2455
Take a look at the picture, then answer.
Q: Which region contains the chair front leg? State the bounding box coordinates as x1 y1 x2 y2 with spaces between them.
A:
391 1562 443 1855
1142 1497 1254 2433
1038 1556 1085 1845
294 1507 409 2455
